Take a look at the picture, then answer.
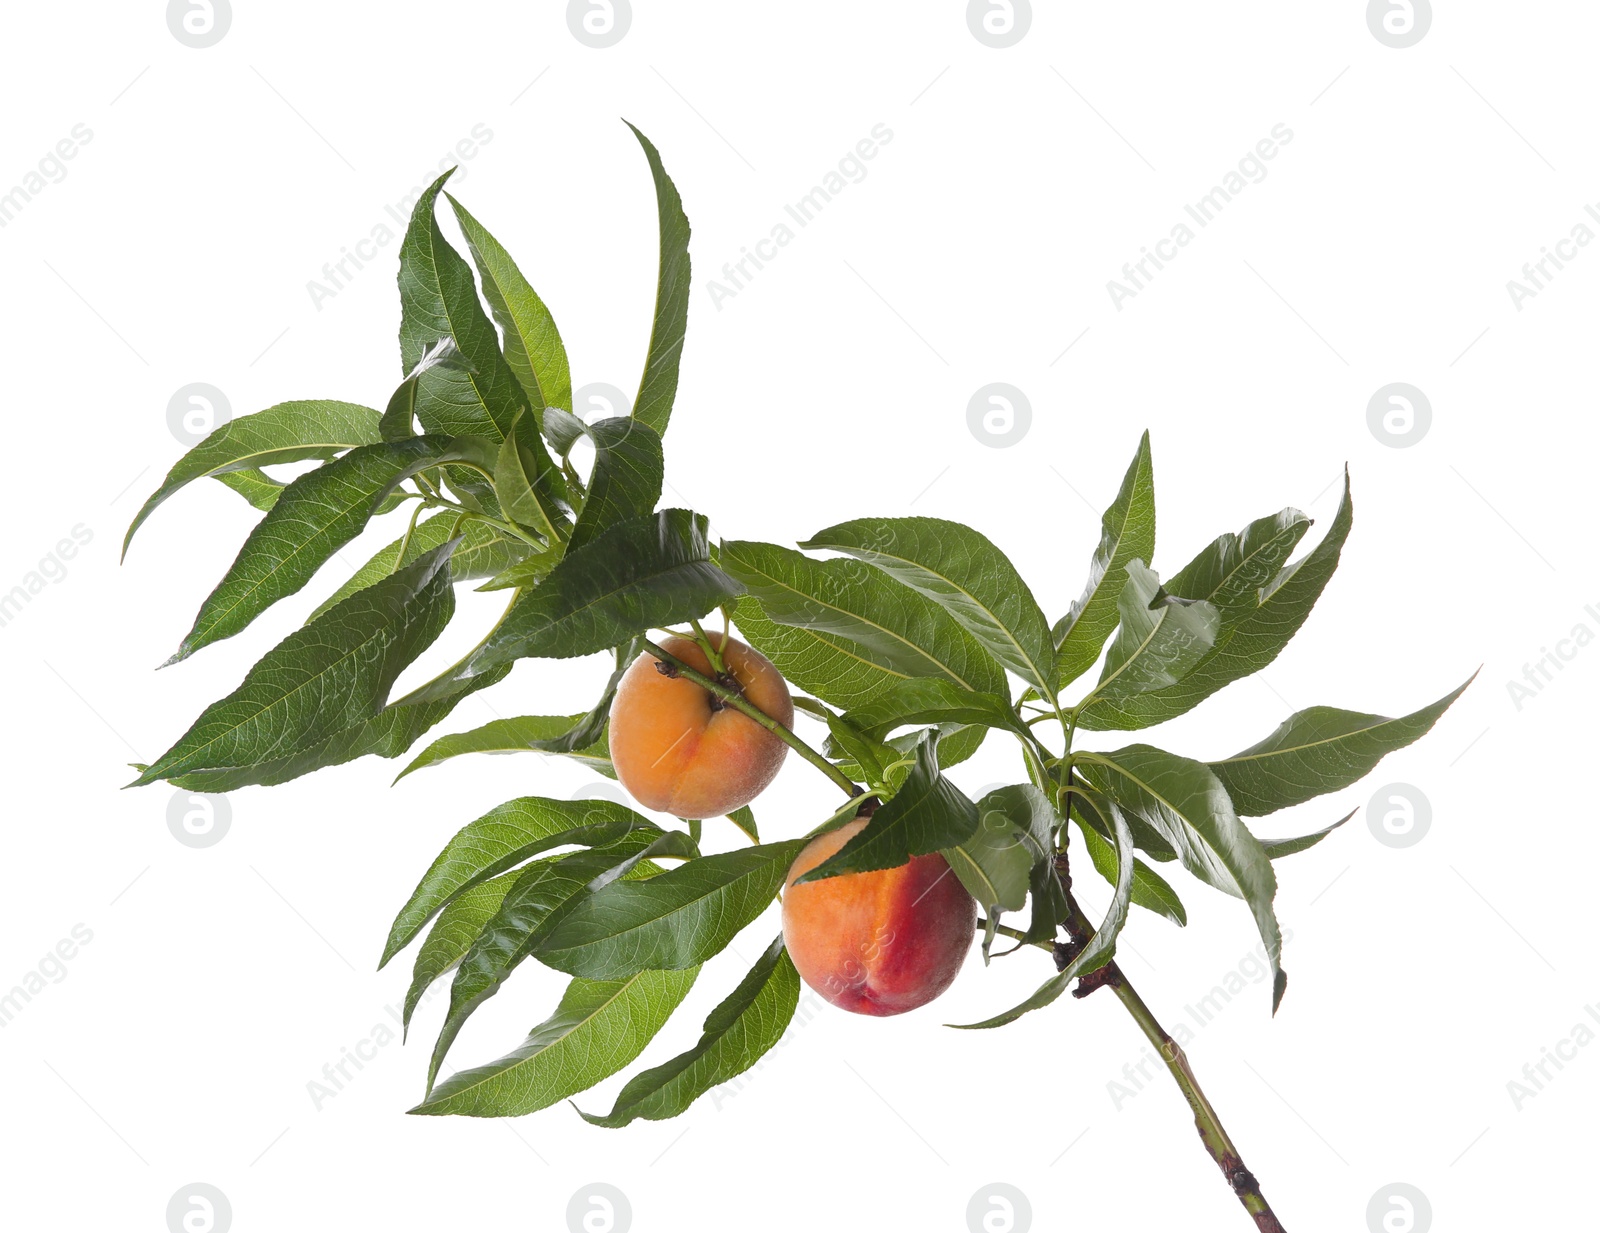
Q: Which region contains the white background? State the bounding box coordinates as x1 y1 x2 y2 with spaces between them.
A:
1 2 1594 1231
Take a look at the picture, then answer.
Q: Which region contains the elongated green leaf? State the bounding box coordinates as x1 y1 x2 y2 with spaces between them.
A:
448 194 572 413
164 662 511 793
380 337 477 441
1077 816 1187 926
801 517 1056 696
627 124 692 439
167 436 475 662
1079 745 1287 1012
405 869 520 1033
799 731 980 882
1054 431 1156 688
123 400 382 558
1209 676 1474 815
943 805 1031 915
568 418 664 552
1080 475 1354 731
398 713 614 781
1259 809 1354 859
381 797 662 967
398 171 527 442
494 410 567 545
410 967 698 1117
1078 561 1220 711
969 785 1070 946
842 678 1024 743
1167 507 1311 623
723 540 1006 701
428 511 741 691
428 830 668 1089
133 540 459 787
953 789 1134 1029
581 936 799 1127
308 512 527 623
532 841 804 979
213 467 286 512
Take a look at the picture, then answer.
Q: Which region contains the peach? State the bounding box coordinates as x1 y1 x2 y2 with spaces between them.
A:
781 816 977 1016
608 633 793 819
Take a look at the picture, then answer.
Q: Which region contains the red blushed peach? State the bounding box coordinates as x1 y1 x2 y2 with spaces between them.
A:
781 816 977 1016
608 633 793 819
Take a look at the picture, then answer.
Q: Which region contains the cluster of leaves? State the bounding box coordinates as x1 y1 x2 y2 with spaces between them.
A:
127 125 1468 1121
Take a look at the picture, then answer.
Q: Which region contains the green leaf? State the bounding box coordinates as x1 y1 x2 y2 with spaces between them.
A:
133 539 459 787
801 517 1056 696
532 840 804 979
427 510 742 690
1077 816 1187 926
1054 430 1156 689
1208 676 1474 815
447 193 572 414
380 337 477 441
580 936 799 1127
798 731 979 882
380 797 663 967
308 512 528 623
841 678 1025 743
494 410 567 545
427 830 669 1090
1079 745 1287 1013
123 400 382 558
404 870 519 1033
410 967 698 1117
1166 507 1312 624
626 124 692 439
952 789 1135 1029
723 540 1007 703
943 806 1031 915
568 418 665 553
167 436 477 662
213 468 286 512
1077 561 1220 711
727 806 759 843
1080 474 1354 731
397 171 526 442
1259 809 1355 860
164 663 511 792
397 713 615 782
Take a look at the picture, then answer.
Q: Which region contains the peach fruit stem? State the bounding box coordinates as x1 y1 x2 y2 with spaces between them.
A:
640 638 863 799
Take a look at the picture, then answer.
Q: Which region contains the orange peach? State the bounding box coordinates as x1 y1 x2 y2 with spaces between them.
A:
608 633 792 819
781 816 977 1016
